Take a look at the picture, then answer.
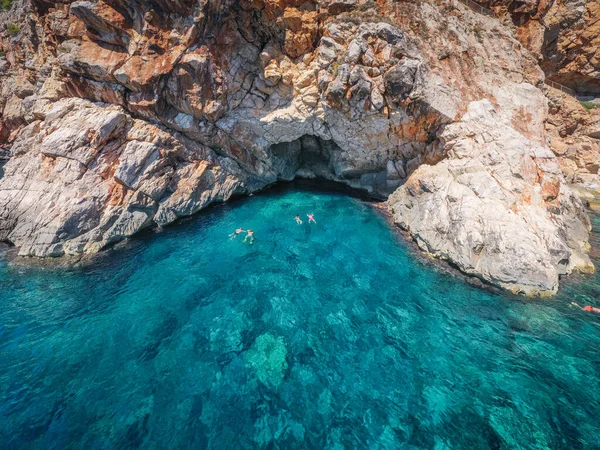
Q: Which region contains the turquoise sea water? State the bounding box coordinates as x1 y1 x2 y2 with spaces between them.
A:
1 183 600 449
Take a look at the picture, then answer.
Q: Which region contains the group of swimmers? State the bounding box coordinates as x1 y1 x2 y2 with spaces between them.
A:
230 228 254 244
227 219 600 315
295 213 316 224
230 213 317 244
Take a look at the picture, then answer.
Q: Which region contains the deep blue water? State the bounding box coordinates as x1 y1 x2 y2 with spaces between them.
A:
1 184 600 449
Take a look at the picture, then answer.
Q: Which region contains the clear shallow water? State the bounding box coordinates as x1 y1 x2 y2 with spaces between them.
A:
1 184 600 450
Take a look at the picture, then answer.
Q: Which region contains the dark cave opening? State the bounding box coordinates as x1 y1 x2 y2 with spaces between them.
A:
268 135 341 183
548 74 600 98
267 135 402 200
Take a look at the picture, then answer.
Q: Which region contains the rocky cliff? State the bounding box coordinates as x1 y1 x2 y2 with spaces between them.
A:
479 1 600 209
0 0 595 295
546 89 600 189
481 0 600 94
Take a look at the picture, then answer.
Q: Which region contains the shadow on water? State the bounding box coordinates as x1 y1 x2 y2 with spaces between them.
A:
36 179 383 269
265 178 383 201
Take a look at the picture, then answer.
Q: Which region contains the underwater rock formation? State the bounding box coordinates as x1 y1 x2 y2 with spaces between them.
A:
246 333 289 388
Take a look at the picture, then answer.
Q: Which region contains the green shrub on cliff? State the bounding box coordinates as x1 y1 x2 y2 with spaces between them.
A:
0 0 15 10
580 101 600 111
6 23 19 35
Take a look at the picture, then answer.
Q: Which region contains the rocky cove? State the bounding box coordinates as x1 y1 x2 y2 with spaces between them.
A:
4 1 600 446
1 186 600 448
1 0 600 297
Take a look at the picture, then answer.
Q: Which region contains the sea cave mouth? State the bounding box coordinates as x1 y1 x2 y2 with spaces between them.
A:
128 178 387 261
259 178 384 203
266 135 406 200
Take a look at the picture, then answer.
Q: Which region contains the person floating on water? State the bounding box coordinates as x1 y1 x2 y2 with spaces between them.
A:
571 302 600 314
295 215 303 224
307 213 316 224
243 229 254 244
230 227 245 238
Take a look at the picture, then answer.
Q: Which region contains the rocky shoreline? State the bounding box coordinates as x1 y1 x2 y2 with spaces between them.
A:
1 0 599 295
0 176 509 298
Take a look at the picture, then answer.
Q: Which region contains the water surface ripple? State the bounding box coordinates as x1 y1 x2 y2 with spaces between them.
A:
1 185 599 449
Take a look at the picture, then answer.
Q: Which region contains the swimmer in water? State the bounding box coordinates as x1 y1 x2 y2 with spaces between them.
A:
295 215 303 224
243 229 254 244
571 302 600 314
230 227 245 238
307 213 316 224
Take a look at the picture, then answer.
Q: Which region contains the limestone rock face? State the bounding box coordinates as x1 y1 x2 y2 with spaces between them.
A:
0 0 594 295
0 98 245 256
388 99 593 296
486 0 600 202
545 88 600 191
482 0 600 93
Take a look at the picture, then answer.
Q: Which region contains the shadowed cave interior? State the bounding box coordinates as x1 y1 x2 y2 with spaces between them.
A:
267 135 399 198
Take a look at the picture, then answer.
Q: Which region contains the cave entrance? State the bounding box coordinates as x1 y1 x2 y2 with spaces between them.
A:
269 135 340 182
267 135 403 199
547 74 600 98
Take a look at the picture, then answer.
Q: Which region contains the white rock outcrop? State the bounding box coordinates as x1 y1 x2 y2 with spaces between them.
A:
388 100 593 295
0 98 245 257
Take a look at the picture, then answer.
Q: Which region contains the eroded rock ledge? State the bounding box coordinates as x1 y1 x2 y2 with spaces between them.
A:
0 0 594 295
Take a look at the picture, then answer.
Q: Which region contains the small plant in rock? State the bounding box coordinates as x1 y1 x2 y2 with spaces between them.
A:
6 24 20 36
580 101 600 111
330 61 340 76
0 0 15 10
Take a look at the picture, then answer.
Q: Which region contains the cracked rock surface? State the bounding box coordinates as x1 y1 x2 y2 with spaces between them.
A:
0 0 594 295
388 99 593 296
